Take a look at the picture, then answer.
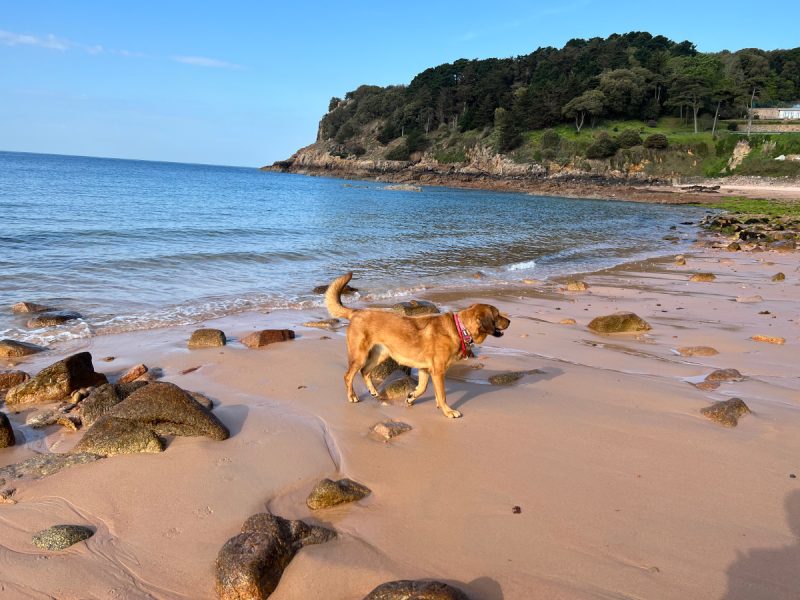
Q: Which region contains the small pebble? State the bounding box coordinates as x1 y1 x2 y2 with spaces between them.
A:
512 506 522 514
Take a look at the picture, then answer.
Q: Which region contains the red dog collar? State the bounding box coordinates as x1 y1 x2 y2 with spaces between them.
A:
453 313 473 359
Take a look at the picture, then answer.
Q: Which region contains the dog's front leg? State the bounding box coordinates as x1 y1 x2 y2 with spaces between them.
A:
407 369 430 406
431 370 461 418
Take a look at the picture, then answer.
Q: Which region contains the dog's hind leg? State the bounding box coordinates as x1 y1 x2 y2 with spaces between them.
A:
431 369 461 418
361 345 389 398
344 359 362 403
406 368 429 406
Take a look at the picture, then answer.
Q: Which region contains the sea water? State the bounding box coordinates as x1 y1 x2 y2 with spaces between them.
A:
0 151 709 345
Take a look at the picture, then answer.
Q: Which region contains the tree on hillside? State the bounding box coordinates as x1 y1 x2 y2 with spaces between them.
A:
733 50 771 136
562 89 606 132
494 107 522 152
668 55 719 133
597 68 651 117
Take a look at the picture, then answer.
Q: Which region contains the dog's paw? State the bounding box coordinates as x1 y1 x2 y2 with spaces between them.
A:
369 391 379 398
348 395 361 403
444 409 462 419
406 394 416 406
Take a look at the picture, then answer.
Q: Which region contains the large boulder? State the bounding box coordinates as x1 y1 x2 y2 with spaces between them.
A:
188 328 226 349
32 525 93 550
104 381 229 440
73 416 163 457
588 312 651 334
307 478 371 509
363 580 471 600
4 352 107 406
0 370 30 391
79 381 148 427
0 412 15 448
701 398 751 427
241 329 295 349
215 512 336 600
0 339 45 358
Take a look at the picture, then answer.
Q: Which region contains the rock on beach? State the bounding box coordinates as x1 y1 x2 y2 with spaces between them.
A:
701 398 751 427
215 513 335 600
0 370 30 391
26 311 82 328
588 312 651 333
188 328 226 349
307 478 371 509
241 329 295 348
676 346 718 357
0 339 45 358
689 273 716 282
363 580 471 600
32 525 94 550
391 300 439 316
4 352 107 406
0 412 15 448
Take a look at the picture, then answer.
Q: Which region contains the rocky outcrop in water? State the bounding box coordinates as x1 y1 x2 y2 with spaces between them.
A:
4 352 107 406
215 512 336 600
0 339 45 358
26 310 82 328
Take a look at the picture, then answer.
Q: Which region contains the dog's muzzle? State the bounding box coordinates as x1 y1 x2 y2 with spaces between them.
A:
492 317 510 337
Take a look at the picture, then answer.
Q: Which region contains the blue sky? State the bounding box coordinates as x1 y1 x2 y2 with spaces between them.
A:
1 1 797 167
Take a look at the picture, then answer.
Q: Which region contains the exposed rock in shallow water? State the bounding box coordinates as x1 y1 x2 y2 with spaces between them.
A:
307 478 371 509
73 416 163 456
363 580 471 600
566 280 589 292
0 339 45 358
301 318 340 330
701 398 751 427
772 272 786 282
559 318 577 325
32 525 93 550
675 255 686 266
676 346 719 357
391 300 439 316
689 272 716 282
736 295 763 303
751 334 785 344
0 452 101 481
241 329 295 348
188 328 226 349
0 412 15 447
4 352 107 406
215 512 336 600
370 420 412 441
11 302 52 314
588 312 651 333
0 369 29 391
26 310 82 328
705 368 744 383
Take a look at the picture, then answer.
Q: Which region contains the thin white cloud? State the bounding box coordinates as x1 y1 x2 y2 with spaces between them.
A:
172 55 243 70
0 29 70 51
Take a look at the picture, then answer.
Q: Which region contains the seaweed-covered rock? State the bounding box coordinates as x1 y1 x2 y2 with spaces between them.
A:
588 312 651 333
307 478 371 510
0 369 30 391
107 381 229 440
381 376 418 402
215 512 335 600
689 273 716 282
489 371 526 386
0 339 45 358
188 328 226 349
701 398 751 427
4 352 107 406
32 525 93 550
0 412 15 448
0 452 101 481
391 300 439 316
241 329 295 348
363 580 471 600
26 311 82 328
73 416 163 456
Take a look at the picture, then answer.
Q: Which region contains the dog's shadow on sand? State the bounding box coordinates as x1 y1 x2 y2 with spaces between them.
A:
448 367 564 412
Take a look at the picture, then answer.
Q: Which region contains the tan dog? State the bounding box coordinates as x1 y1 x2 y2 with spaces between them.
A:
325 272 511 418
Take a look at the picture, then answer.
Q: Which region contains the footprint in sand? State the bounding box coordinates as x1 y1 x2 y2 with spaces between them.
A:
162 527 182 539
194 506 214 519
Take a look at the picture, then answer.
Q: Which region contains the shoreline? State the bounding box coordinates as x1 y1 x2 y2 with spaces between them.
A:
2 234 799 599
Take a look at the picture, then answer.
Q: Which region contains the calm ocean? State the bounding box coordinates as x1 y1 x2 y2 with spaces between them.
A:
0 151 708 345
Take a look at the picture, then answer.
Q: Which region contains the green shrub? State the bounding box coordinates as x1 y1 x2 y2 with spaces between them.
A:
617 129 643 148
541 128 561 150
643 133 668 149
385 143 410 161
586 134 619 159
434 147 467 163
647 119 658 128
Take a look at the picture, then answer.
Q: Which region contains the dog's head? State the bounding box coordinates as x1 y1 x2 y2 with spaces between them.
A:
462 304 511 344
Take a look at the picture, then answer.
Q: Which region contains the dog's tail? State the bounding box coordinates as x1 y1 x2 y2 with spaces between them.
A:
325 272 356 320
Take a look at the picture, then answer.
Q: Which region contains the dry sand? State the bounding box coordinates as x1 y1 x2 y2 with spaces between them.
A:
1 243 799 599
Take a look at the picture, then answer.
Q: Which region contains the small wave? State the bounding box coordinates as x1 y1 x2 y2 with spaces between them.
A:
505 259 537 272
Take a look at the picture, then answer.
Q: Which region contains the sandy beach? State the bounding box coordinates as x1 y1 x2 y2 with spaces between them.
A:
1 237 799 599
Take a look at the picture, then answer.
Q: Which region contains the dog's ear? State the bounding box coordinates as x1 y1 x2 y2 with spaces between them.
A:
478 307 496 335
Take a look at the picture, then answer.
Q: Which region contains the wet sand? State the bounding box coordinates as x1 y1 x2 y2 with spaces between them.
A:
1 243 799 599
